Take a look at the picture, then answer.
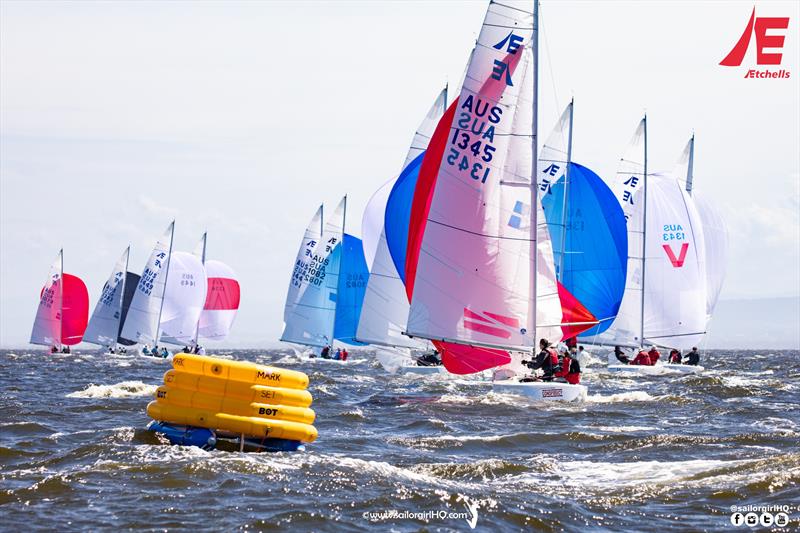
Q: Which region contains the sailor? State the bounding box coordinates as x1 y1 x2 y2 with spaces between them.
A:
197 345 206 355
648 346 661 365
320 345 331 359
341 348 349 362
684 347 700 366
161 347 169 358
669 349 682 364
417 350 442 366
613 346 630 365
51 346 58 353
630 349 652 366
577 345 585 362
565 336 578 350
333 348 342 360
523 339 559 381
182 346 190 354
152 345 159 357
555 346 582 384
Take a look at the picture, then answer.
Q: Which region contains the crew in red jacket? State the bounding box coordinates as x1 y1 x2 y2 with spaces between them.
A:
631 350 652 366
555 347 582 384
648 346 661 365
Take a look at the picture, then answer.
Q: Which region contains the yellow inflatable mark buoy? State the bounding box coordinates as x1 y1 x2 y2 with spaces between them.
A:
156 385 316 425
172 353 308 390
163 369 313 408
146 401 318 443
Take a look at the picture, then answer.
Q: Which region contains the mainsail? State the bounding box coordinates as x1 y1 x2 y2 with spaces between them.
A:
120 221 175 345
281 198 346 348
84 247 130 347
30 251 63 347
356 87 447 349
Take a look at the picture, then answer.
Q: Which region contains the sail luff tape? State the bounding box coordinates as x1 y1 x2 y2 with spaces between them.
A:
172 353 309 390
156 385 316 425
163 369 313 408
146 401 318 443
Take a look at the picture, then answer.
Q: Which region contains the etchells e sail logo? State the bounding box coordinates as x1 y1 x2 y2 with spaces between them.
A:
720 7 790 79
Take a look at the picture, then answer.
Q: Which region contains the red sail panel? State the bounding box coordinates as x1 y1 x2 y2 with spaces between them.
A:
61 273 89 345
557 281 597 340
204 277 241 310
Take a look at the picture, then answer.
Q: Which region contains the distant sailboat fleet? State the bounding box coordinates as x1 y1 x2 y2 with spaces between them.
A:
31 223 241 359
278 0 728 397
30 1 728 400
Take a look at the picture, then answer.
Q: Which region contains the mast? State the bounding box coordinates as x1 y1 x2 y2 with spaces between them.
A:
117 245 131 348
639 115 648 346
192 232 207 347
154 221 175 347
529 0 539 350
330 196 347 348
686 133 695 195
58 248 64 348
444 82 448 109
557 99 574 278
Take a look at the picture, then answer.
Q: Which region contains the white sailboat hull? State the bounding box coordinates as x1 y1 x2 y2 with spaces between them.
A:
492 379 587 402
607 363 704 375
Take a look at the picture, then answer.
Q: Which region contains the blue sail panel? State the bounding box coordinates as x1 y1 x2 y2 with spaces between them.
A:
333 234 369 345
541 162 628 336
385 151 425 286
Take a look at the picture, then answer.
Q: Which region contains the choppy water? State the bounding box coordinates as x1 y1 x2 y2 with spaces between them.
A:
1 349 798 531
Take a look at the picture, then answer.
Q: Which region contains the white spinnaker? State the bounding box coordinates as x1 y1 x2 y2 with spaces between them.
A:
197 259 240 340
402 85 448 170
30 251 63 346
594 121 647 346
281 199 345 348
120 222 174 345
642 174 707 349
361 177 394 272
407 1 538 350
537 102 571 199
357 88 447 349
159 251 208 345
84 247 129 346
693 191 728 323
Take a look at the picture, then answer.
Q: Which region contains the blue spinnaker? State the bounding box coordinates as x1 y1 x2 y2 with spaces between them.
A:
333 234 369 345
385 151 425 285
541 162 628 336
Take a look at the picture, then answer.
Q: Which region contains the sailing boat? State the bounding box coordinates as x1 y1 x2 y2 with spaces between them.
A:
402 1 597 400
191 232 241 345
282 197 369 361
584 120 710 375
30 249 89 352
538 101 629 345
357 86 448 374
83 246 140 354
120 222 175 358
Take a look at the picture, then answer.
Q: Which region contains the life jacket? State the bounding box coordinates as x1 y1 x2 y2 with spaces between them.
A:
648 349 661 363
546 348 559 369
632 351 651 366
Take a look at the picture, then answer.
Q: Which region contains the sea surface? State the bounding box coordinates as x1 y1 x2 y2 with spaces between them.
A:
1 348 798 532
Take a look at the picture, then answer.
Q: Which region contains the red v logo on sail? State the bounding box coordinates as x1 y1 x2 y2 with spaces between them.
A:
663 243 690 268
463 308 519 339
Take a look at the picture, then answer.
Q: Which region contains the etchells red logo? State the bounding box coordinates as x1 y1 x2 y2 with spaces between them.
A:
720 6 790 79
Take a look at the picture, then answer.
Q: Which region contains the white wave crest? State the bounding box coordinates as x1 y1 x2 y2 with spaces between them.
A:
67 380 157 399
586 391 661 403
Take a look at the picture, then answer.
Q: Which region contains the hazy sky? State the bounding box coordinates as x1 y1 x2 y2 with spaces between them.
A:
1 1 798 348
